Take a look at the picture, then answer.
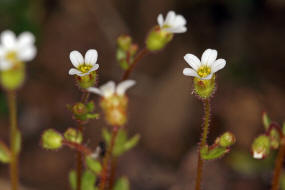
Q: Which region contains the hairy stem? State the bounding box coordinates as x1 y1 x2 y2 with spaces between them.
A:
99 126 119 190
7 91 19 190
109 157 118 189
121 47 149 81
195 99 211 190
271 123 285 190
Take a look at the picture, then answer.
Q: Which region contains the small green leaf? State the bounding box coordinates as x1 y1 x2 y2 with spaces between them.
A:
200 146 229 160
86 101 95 112
102 128 111 144
262 112 271 130
81 170 96 190
69 170 77 190
15 129 21 154
0 140 11 163
86 113 100 120
86 157 102 174
113 177 130 190
124 134 140 151
113 129 127 157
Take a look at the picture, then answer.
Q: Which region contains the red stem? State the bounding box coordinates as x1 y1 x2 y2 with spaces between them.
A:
99 126 119 190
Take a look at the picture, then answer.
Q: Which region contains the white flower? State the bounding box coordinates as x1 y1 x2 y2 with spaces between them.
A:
69 49 99 77
0 30 37 71
87 80 136 98
253 151 263 159
157 10 187 34
183 49 226 80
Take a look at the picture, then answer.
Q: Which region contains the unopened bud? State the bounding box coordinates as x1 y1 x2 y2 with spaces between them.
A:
218 132 236 148
252 135 270 159
262 112 271 129
72 103 88 116
117 35 132 51
42 129 63 150
64 128 83 144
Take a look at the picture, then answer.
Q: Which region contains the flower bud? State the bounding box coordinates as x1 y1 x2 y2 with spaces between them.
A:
252 135 270 159
146 27 173 51
72 103 88 116
218 132 236 148
64 128 83 144
262 112 271 129
117 35 132 51
0 62 25 90
76 71 97 89
193 76 216 99
41 129 63 150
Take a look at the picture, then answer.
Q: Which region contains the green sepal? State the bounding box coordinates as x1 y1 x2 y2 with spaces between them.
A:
76 72 97 89
113 177 130 190
200 145 229 160
0 62 25 91
69 170 77 190
86 113 100 120
81 170 96 190
64 128 83 144
86 156 102 174
193 76 216 99
262 112 271 130
0 140 11 163
123 134 140 152
146 27 173 51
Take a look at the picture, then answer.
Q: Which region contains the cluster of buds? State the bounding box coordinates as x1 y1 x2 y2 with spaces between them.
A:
68 49 99 89
183 49 226 99
87 80 135 127
116 35 138 70
0 30 37 90
200 132 236 160
68 101 99 122
146 11 187 51
251 112 285 159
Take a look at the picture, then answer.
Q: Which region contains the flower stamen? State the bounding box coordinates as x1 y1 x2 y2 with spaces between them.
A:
5 51 17 62
78 64 92 73
197 66 211 78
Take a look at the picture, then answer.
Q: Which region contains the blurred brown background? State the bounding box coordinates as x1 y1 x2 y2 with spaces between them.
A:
0 0 285 189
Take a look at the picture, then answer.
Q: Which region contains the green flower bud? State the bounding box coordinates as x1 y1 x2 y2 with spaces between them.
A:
72 103 88 116
76 71 97 89
42 129 63 150
262 112 271 129
193 76 216 99
0 62 25 90
252 135 270 159
146 27 173 51
64 128 83 144
0 141 11 163
218 132 236 148
117 35 132 51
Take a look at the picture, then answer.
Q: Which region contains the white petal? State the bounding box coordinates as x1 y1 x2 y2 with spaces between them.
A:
116 80 136 96
18 45 37 61
100 81 116 98
17 32 35 48
0 30 16 48
165 11 175 26
88 64 99 72
69 50 84 68
87 87 102 96
253 151 263 159
211 59 226 73
157 14 164 27
202 73 213 80
183 68 199 77
173 15 186 27
201 49 217 66
184 54 201 70
68 68 82 75
0 59 12 70
85 49 98 65
165 26 187 33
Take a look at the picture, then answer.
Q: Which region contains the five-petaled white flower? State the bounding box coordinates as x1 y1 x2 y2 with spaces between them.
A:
87 80 136 98
183 49 226 80
69 49 99 77
157 10 187 34
0 30 37 71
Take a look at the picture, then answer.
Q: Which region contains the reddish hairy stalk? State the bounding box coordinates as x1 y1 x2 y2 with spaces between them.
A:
121 47 149 81
62 140 93 156
109 157 118 189
99 126 119 190
270 123 285 190
195 99 211 190
8 91 19 190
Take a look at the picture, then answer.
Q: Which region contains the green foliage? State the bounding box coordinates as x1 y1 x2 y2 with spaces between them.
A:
69 170 77 190
102 128 140 157
0 141 11 163
200 145 229 160
262 112 271 130
71 101 99 121
86 156 102 174
69 170 97 190
113 177 130 190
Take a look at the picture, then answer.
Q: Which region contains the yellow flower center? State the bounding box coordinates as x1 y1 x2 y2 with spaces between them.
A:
5 51 18 62
197 65 211 78
78 64 92 73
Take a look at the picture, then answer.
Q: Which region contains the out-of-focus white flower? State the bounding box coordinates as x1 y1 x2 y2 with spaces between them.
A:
183 49 226 80
69 49 99 77
87 80 136 98
0 30 37 71
157 10 187 34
